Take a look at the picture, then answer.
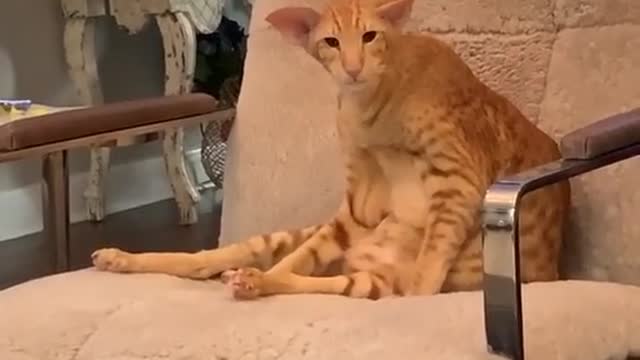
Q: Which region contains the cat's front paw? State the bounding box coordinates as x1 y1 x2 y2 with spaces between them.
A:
91 248 133 273
221 267 264 300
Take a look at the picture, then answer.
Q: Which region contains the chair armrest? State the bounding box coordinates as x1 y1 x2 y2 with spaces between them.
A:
481 109 640 360
560 107 640 160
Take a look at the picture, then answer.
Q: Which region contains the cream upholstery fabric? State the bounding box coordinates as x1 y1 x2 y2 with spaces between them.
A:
1 1 639 359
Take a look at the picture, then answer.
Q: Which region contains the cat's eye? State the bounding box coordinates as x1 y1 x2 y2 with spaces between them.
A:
324 37 340 48
362 31 378 43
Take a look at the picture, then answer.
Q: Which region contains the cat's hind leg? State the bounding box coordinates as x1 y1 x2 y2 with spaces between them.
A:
223 217 414 300
222 267 398 300
91 224 323 279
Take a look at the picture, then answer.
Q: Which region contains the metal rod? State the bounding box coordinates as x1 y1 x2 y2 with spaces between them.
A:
483 183 524 360
482 142 640 360
42 150 70 273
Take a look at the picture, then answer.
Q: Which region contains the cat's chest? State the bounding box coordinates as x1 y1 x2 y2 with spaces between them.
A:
337 99 403 148
372 148 429 229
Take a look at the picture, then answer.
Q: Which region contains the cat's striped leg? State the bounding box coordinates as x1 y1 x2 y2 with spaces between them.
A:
221 214 376 299
249 197 371 277
223 267 397 300
266 218 357 276
90 225 322 279
223 216 406 300
410 168 483 295
220 217 358 293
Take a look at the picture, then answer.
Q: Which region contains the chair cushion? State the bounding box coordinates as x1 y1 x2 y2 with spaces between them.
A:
1 269 639 359
0 93 217 151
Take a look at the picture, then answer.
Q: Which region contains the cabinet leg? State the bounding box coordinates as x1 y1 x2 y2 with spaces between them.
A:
63 17 111 222
156 12 200 225
84 147 111 221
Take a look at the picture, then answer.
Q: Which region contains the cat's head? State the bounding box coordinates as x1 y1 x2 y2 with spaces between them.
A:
266 0 414 91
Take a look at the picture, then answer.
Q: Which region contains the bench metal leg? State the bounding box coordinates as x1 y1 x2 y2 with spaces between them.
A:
42 151 70 273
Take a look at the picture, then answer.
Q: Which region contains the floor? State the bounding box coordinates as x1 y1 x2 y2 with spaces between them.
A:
0 189 222 290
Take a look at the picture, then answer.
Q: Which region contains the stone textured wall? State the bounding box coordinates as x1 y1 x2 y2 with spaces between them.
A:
222 0 640 285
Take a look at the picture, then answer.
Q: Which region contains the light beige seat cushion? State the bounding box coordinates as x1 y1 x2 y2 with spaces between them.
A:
1 269 640 359
1 1 639 359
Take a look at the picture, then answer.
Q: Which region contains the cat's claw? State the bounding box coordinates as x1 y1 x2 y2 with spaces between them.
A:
221 268 264 300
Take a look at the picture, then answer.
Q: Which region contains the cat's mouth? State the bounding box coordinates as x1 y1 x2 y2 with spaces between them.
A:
343 79 368 88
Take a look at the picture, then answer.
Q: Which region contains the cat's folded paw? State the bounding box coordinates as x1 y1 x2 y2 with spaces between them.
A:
91 248 132 273
221 267 264 300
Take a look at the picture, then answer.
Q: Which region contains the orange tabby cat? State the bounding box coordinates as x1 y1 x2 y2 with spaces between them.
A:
91 0 570 300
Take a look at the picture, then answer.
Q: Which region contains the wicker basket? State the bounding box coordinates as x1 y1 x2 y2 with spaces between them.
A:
199 75 240 188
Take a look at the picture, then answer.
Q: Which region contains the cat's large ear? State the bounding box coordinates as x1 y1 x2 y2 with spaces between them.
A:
265 7 321 47
376 0 414 28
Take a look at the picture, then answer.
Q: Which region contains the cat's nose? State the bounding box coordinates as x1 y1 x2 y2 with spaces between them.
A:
345 67 362 81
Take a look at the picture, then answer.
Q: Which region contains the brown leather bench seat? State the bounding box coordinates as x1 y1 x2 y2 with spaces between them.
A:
0 93 218 152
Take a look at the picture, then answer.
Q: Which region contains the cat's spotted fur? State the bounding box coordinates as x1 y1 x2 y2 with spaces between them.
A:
91 0 570 300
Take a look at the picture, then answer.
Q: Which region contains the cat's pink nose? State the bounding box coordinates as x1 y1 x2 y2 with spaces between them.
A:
345 67 362 81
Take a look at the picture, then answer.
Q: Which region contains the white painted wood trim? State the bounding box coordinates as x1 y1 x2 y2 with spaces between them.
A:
156 12 201 224
63 17 114 222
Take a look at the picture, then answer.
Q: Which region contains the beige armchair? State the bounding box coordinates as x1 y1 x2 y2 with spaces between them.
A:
0 1 639 359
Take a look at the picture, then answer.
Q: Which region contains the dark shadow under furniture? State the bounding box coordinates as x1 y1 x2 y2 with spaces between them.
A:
0 189 221 290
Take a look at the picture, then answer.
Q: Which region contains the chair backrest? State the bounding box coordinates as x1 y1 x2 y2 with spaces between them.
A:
221 0 640 286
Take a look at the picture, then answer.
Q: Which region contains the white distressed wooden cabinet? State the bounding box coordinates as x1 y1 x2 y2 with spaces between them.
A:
60 0 225 225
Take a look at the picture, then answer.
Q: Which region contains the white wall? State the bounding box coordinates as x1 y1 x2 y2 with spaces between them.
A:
0 1 207 241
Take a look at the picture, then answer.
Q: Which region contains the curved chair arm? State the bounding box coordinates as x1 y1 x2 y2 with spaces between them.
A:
482 107 640 360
